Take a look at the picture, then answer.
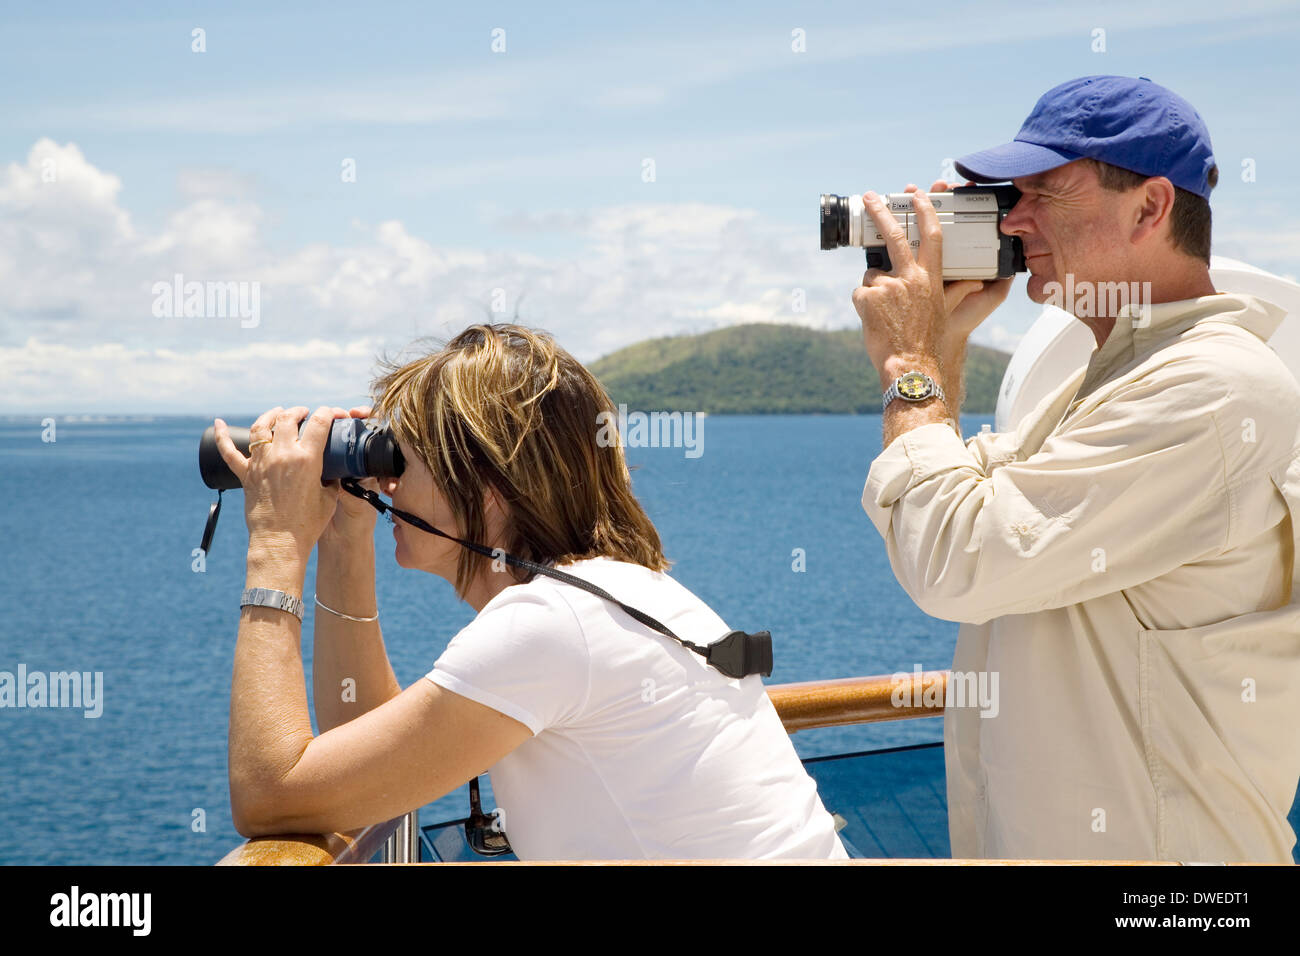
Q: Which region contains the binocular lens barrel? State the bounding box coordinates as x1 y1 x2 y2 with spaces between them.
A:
198 419 405 491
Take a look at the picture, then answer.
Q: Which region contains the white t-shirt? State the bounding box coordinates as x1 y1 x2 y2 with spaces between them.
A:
426 557 849 861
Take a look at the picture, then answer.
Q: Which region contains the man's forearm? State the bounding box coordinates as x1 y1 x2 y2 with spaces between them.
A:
939 338 968 428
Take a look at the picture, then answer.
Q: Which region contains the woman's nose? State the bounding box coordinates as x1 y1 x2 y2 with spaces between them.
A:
379 475 400 495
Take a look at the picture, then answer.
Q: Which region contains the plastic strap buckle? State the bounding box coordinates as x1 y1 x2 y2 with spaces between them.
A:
705 630 773 679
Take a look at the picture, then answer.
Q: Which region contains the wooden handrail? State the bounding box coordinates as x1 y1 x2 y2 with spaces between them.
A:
769 670 948 732
217 816 403 866
217 672 947 864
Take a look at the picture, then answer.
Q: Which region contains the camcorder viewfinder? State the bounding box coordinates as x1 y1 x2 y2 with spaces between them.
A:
820 184 1026 279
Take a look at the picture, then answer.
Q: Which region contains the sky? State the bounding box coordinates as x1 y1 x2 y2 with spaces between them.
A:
2 0 1298 414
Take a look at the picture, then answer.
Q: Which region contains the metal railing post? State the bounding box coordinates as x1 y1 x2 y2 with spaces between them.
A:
382 809 420 863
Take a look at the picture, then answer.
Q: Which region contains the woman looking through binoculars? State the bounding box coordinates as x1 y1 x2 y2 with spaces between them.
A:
214 323 846 860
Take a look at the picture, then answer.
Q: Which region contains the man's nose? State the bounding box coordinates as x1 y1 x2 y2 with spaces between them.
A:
1000 198 1030 237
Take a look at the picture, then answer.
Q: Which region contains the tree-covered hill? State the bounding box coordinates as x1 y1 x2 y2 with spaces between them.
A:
588 324 1010 414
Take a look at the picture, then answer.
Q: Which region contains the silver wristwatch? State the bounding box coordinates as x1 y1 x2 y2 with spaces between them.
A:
882 369 946 409
240 587 305 622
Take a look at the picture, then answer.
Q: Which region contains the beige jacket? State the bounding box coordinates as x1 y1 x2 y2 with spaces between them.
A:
862 293 1300 862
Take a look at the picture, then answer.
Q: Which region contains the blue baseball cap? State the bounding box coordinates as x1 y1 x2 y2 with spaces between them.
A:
953 75 1217 199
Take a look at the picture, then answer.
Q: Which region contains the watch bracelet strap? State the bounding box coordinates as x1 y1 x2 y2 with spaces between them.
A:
240 587 305 622
882 374 947 407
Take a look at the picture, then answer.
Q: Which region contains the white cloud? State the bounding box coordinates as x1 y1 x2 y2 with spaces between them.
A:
3 139 1296 414
0 140 136 318
0 336 385 413
0 140 866 413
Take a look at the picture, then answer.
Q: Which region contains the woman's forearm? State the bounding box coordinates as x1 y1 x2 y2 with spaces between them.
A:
229 541 315 829
312 531 402 733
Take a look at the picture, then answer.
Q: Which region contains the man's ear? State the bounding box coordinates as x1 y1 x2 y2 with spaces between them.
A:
1132 176 1177 244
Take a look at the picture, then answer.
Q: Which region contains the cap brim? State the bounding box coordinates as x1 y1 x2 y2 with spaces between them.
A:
953 140 1083 183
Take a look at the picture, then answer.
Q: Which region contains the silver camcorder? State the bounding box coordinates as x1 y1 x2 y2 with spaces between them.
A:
820 184 1025 279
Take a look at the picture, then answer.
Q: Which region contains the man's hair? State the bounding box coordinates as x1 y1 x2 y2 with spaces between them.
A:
1078 156 1217 265
370 323 669 596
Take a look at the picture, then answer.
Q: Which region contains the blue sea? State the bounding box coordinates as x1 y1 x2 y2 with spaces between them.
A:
0 413 982 865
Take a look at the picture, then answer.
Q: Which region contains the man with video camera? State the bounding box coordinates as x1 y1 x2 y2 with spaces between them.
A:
853 75 1300 862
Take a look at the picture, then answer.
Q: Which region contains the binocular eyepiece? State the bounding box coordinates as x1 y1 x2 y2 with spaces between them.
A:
198 417 405 491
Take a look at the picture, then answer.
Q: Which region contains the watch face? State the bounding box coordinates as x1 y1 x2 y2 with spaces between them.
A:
897 371 933 400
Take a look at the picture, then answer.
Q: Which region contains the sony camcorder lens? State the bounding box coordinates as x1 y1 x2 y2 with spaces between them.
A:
820 193 850 250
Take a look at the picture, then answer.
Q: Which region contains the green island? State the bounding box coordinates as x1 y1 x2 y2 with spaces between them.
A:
589 323 1011 414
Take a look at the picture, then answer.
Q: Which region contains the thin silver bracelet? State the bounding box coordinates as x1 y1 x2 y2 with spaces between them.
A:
314 595 379 622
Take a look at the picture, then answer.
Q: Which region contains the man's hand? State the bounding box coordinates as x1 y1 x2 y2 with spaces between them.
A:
852 179 1012 375
919 181 1014 346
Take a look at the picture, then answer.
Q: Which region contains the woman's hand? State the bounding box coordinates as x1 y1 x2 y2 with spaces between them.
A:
322 405 382 546
213 405 342 564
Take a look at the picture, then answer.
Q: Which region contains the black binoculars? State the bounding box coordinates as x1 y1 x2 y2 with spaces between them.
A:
198 417 405 491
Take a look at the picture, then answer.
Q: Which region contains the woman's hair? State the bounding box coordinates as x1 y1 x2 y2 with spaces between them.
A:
369 323 670 596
